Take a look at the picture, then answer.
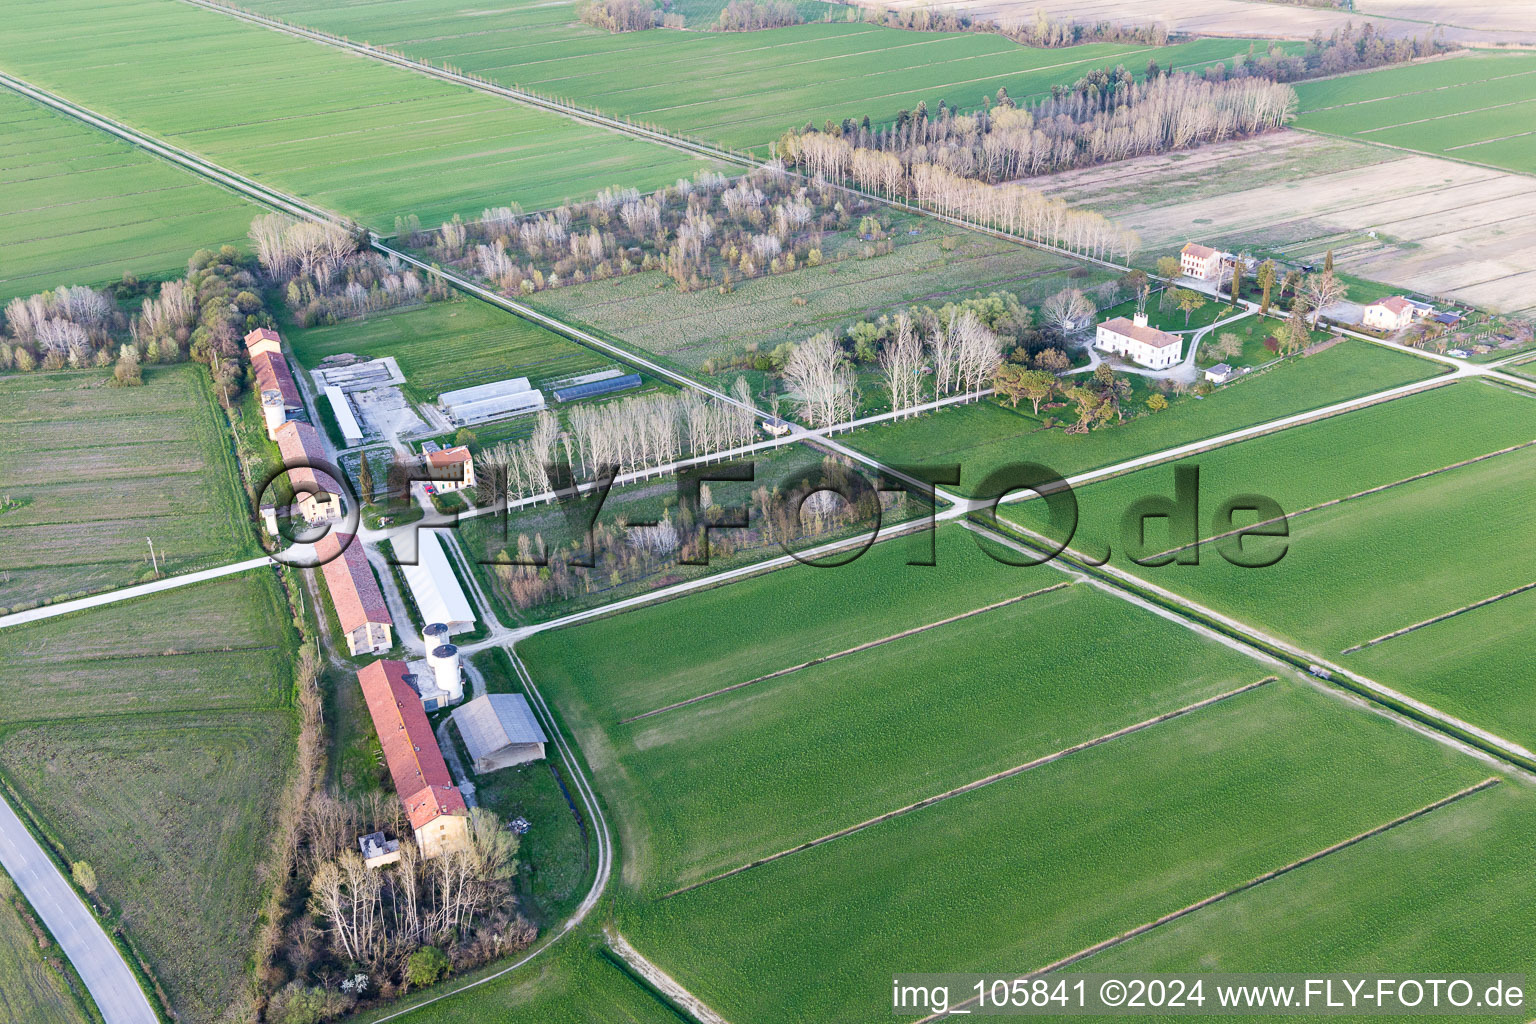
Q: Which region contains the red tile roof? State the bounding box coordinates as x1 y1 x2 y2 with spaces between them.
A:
357 661 467 831
426 446 472 467
1100 317 1181 349
316 533 391 635
244 326 281 349
252 349 302 409
1372 296 1414 315
273 421 339 496
1181 243 1219 260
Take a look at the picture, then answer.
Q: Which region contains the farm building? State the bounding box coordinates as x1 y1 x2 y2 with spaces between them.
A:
316 532 393 656
324 385 364 447
246 328 303 439
401 529 476 634
551 368 643 402
761 416 792 437
439 377 546 426
452 694 548 773
357 661 470 859
408 632 464 711
1096 314 1182 370
358 831 401 869
425 445 476 491
1180 243 1224 281
1362 296 1426 331
273 421 344 525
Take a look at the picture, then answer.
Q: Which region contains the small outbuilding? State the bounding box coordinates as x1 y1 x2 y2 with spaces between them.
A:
1204 363 1238 384
452 694 548 773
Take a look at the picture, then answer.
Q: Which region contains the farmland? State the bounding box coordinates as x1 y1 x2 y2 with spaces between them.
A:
532 217 1110 387
0 366 258 611
616 680 1487 1023
1294 51 1536 180
0 570 298 1024
0 0 719 229
1089 780 1536 985
232 0 1287 150
0 88 257 303
0 868 92 1024
999 379 1536 752
285 295 614 403
1035 130 1536 314
845 338 1442 496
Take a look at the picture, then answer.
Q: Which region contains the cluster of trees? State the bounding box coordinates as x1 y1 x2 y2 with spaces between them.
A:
250 214 443 327
863 4 1168 47
783 73 1296 184
715 0 802 30
1 285 124 372
489 457 892 611
424 167 868 296
1252 23 1449 81
578 0 658 32
780 130 1138 260
265 795 530 1023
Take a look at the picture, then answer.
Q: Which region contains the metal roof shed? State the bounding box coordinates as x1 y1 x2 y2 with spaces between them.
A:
400 528 476 634
452 694 548 773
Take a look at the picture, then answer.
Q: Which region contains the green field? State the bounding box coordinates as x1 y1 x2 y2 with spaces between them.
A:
0 87 258 302
523 571 1270 891
0 366 259 611
1000 379 1536 753
533 218 1111 386
0 571 298 1024
1090 781 1536 994
285 295 615 403
0 868 93 1024
619 681 1486 1023
0 0 719 228
846 339 1444 496
238 0 1292 151
1295 51 1536 174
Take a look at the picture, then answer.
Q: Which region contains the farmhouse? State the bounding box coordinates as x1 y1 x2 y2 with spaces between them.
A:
1180 243 1223 281
401 529 476 634
1363 296 1433 331
452 694 548 773
425 445 475 492
357 661 471 859
316 532 393 656
273 421 344 524
1095 314 1183 370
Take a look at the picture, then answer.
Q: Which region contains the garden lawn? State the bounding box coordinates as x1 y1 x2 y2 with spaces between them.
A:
283 296 616 404
535 580 1272 892
621 680 1485 1023
1088 780 1536 1003
0 87 258 303
235 0 1292 151
0 869 92 1024
0 0 719 228
0 365 257 610
845 339 1444 496
0 711 297 1024
1294 51 1536 175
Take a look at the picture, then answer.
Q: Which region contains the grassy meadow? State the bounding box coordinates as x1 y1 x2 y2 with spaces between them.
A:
0 87 258 303
285 295 616 403
0 868 94 1024
0 570 298 1024
1295 51 1536 174
0 366 258 611
619 681 1486 1023
846 339 1444 496
0 0 720 228
237 0 1292 150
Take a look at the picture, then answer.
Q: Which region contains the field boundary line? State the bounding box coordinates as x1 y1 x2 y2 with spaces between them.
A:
1290 126 1535 181
1301 65 1536 113
606 930 731 1024
1147 437 1536 562
1342 580 1536 654
1448 126 1536 152
920 776 1502 1022
619 582 1071 724
663 677 1275 899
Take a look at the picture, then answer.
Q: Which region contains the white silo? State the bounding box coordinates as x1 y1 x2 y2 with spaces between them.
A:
428 644 463 703
422 622 449 652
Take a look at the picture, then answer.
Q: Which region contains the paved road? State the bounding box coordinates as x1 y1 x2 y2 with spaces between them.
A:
0 797 159 1024
0 555 273 631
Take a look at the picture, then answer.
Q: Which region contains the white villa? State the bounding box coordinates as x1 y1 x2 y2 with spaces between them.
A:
1095 314 1183 370
1180 243 1224 282
1362 296 1432 332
